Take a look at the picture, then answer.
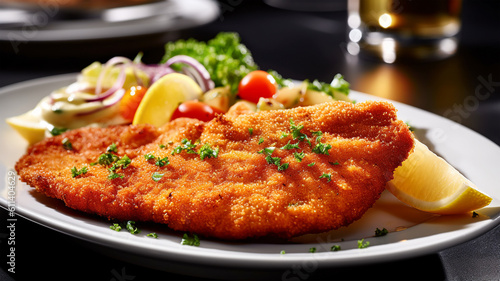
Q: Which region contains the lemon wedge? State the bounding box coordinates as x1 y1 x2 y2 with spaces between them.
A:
387 139 492 214
6 110 46 145
132 73 203 127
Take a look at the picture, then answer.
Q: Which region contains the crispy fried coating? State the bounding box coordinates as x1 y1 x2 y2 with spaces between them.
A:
15 101 414 239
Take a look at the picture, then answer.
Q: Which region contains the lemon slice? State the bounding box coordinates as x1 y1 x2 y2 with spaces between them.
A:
6 110 46 145
132 73 202 127
387 139 492 214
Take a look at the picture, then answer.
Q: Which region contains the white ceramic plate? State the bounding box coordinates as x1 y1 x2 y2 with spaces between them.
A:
0 0 219 42
1 74 499 276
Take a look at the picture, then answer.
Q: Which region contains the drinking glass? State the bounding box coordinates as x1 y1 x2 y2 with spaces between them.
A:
347 0 462 63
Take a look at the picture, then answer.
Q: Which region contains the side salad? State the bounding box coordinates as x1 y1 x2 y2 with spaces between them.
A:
6 32 351 145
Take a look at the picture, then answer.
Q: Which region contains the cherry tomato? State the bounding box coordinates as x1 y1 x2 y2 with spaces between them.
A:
238 70 278 104
119 86 148 122
171 100 224 122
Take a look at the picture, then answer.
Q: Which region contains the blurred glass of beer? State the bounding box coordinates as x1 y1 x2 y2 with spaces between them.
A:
347 0 462 63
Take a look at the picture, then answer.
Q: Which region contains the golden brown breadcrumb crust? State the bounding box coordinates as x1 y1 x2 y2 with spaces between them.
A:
15 101 414 239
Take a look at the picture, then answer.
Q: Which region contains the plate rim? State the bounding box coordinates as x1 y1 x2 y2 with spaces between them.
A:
1 73 499 271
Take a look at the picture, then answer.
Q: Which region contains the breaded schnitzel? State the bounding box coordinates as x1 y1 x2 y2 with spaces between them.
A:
15 101 414 239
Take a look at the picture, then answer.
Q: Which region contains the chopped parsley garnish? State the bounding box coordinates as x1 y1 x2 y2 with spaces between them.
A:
171 139 219 161
125 221 140 234
172 138 198 155
258 137 264 145
405 122 415 132
319 173 332 182
308 162 315 167
259 146 288 171
199 143 219 160
312 132 332 155
266 156 289 171
155 157 170 167
289 119 310 145
329 161 340 166
312 131 322 137
108 172 124 180
159 144 166 149
331 245 341 251
280 250 286 255
114 155 131 169
181 233 200 246
145 154 170 167
147 232 158 238
375 227 388 237
106 155 131 179
309 247 316 253
256 120 338 174
144 153 156 161
109 221 142 235
277 163 289 171
110 223 122 232
152 172 164 182
248 128 254 135
293 151 305 162
155 156 170 167
258 147 276 156
357 239 370 249
281 141 300 150
62 138 73 150
94 145 131 180
71 166 88 178
50 127 68 136
97 152 119 166
107 143 118 153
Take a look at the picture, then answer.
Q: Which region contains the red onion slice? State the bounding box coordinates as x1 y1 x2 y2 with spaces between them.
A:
76 88 126 116
95 57 132 95
85 66 127 103
165 55 215 92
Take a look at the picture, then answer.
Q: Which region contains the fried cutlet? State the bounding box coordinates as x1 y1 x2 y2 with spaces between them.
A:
15 101 414 239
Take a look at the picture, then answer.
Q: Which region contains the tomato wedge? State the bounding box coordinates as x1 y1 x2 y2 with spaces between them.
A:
119 86 148 122
171 100 224 122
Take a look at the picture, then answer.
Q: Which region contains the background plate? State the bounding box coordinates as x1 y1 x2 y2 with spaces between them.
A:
1 74 499 278
0 0 219 41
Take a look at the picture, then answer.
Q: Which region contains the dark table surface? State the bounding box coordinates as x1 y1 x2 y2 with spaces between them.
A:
1 0 499 280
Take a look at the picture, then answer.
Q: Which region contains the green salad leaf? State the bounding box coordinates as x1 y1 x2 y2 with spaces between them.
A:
268 69 293 88
162 32 350 100
330 73 350 95
162 32 258 93
307 74 350 97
